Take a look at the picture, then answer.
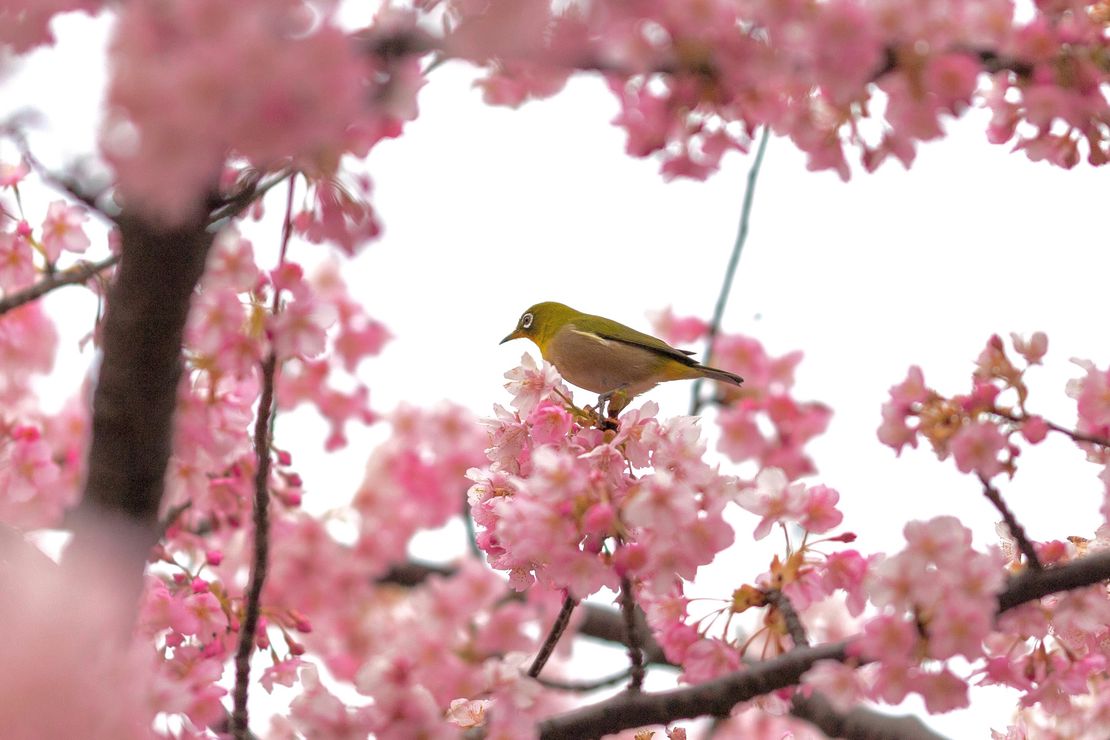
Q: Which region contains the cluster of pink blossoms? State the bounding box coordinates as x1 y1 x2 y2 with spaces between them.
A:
467 353 857 695
104 0 423 222
469 353 739 599
459 0 1109 176
873 332 1110 736
879 331 1110 523
0 169 95 529
819 517 1009 714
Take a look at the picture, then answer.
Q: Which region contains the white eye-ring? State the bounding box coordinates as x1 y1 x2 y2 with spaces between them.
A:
521 312 534 329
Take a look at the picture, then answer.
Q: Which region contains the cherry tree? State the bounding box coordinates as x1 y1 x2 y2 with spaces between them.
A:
1 1 1109 738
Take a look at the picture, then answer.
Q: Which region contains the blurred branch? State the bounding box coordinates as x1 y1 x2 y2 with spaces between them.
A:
791 693 949 740
208 168 294 226
0 254 119 316
690 128 770 415
65 210 215 601
155 500 194 543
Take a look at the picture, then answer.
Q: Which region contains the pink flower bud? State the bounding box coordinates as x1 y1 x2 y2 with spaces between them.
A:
1021 416 1049 444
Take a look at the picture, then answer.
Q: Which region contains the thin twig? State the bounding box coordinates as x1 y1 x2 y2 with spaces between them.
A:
618 576 646 691
690 127 770 415
528 595 578 678
0 254 120 316
992 409 1110 449
155 500 194 542
231 180 294 739
978 473 1041 571
462 491 482 559
230 353 278 739
208 169 294 226
535 668 634 693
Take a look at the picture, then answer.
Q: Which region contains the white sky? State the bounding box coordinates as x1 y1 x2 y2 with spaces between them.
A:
6 8 1110 737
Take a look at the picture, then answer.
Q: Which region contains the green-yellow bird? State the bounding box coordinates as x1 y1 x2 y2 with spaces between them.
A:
500 301 743 415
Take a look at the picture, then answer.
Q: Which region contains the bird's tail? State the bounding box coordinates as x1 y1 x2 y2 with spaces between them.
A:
697 365 744 387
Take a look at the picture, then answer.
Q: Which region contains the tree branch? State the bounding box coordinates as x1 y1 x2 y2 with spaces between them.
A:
537 642 849 739
0 254 119 316
65 211 215 601
997 548 1110 613
231 353 278 739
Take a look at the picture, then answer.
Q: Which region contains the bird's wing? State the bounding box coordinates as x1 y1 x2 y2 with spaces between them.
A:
587 324 700 365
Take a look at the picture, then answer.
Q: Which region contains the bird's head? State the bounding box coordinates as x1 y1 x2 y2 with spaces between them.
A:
500 301 576 352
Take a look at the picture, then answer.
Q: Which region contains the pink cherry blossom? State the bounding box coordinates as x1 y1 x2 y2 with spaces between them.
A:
39 200 90 262
950 420 1008 478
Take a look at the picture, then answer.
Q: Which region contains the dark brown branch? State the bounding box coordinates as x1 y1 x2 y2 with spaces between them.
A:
997 548 1110 613
529 595 578 678
231 353 278 739
0 253 119 315
537 642 849 740
978 474 1041 571
618 576 646 691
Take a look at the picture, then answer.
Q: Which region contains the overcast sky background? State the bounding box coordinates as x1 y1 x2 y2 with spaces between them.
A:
5 9 1110 736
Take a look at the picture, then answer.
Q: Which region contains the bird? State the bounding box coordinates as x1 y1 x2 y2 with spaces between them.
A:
500 301 743 416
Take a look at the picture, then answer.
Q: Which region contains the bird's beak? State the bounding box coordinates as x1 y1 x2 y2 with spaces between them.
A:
500 329 523 345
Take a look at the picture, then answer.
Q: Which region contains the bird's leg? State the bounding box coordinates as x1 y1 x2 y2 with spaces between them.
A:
596 391 611 419
596 388 630 430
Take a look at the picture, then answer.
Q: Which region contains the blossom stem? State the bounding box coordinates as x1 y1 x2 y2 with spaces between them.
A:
978 474 1041 571
992 409 1110 448
528 595 578 678
690 127 770 415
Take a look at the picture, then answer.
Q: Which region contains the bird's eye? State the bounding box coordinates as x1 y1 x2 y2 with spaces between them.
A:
521 313 534 329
